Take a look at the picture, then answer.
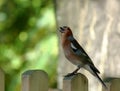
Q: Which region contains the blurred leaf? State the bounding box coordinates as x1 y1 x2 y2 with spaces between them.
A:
0 0 58 91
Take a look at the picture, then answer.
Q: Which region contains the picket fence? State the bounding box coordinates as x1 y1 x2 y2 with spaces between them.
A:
0 68 120 91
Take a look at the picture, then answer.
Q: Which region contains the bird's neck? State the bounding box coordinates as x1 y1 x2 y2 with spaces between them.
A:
61 35 72 48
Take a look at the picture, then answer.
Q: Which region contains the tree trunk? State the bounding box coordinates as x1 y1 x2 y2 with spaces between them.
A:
55 0 120 91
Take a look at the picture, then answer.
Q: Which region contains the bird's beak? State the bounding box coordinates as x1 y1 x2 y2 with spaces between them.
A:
59 27 65 33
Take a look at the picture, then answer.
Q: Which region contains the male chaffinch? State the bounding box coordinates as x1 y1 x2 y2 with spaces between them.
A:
59 26 107 88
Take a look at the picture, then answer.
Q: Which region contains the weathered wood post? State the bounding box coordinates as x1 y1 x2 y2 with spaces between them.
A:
0 69 5 91
110 78 120 91
102 78 120 91
22 70 49 91
63 73 88 91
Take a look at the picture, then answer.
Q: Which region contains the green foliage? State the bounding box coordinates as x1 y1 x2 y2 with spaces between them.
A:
0 0 58 91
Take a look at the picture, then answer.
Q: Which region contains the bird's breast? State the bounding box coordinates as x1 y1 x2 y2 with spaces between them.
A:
63 45 84 66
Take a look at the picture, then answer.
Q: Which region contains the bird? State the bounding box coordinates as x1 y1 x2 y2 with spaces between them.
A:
59 26 107 88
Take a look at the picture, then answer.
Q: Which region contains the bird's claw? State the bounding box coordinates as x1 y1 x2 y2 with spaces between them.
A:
64 72 76 77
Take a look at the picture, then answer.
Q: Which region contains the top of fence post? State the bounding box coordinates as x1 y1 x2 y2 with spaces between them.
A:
102 78 120 91
22 70 49 91
0 68 5 91
110 78 120 91
63 73 88 91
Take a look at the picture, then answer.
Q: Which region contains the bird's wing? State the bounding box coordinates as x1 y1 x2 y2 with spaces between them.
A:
70 38 91 60
70 38 100 73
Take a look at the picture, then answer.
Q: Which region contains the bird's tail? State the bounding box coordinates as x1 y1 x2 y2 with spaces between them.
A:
94 71 107 89
90 66 107 89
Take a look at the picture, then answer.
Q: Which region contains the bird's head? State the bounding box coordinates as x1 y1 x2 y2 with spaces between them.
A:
59 26 73 38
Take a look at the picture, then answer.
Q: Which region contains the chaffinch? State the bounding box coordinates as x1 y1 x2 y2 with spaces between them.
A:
59 26 107 88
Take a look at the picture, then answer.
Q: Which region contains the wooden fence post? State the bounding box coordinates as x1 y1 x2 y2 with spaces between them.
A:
63 73 88 91
102 78 120 91
22 70 49 91
0 69 5 91
110 78 120 91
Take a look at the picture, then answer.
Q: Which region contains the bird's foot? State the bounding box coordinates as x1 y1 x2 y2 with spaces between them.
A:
64 72 77 77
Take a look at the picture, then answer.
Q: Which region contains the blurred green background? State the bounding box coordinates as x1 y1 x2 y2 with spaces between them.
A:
0 0 58 91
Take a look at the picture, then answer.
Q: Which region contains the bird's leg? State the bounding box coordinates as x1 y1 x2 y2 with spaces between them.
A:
65 67 80 77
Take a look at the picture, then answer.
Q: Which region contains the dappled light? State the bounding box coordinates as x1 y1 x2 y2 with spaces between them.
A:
0 0 58 91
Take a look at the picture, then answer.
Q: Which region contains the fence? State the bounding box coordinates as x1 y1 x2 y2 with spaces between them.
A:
0 68 120 91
